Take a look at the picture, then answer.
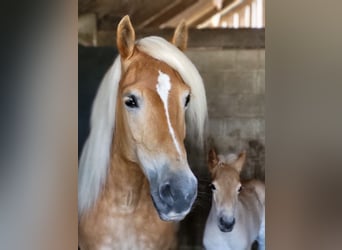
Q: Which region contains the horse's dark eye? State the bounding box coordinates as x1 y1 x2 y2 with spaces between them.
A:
185 94 190 107
209 183 216 191
124 95 139 108
238 186 242 192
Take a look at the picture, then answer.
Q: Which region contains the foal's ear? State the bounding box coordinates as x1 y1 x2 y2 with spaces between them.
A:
232 151 246 173
117 15 136 59
172 20 188 51
208 148 219 173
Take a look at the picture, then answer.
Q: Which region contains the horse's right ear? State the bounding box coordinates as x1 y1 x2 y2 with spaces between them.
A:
117 15 135 59
208 148 219 173
232 151 246 173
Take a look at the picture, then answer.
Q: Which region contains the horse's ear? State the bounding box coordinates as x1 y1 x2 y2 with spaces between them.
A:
172 20 188 51
208 148 219 173
117 15 135 59
232 151 246 173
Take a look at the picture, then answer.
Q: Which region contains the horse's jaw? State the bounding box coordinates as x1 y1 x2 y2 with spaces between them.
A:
146 169 197 222
151 195 194 222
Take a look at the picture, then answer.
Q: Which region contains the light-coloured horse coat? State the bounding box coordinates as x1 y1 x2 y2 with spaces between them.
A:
203 149 265 250
78 16 207 250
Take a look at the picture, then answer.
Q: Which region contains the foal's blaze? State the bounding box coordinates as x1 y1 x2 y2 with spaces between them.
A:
208 149 246 232
115 16 197 221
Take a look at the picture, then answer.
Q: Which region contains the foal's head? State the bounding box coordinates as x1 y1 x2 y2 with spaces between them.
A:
114 16 201 221
208 148 246 232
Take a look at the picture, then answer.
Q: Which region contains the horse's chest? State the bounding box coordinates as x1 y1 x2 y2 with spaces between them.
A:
80 210 177 250
108 215 175 249
203 213 252 250
204 226 250 250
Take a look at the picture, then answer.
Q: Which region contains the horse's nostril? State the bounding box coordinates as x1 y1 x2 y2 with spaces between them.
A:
161 183 172 196
159 183 174 206
219 217 226 226
157 175 197 213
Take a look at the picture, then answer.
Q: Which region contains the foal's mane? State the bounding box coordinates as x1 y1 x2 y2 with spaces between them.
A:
78 36 207 215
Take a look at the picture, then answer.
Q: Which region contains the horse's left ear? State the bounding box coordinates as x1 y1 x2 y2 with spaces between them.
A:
232 151 246 173
208 148 219 173
117 15 136 59
172 20 188 51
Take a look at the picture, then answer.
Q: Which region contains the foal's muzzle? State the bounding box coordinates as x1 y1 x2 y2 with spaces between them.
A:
218 216 235 232
151 172 198 221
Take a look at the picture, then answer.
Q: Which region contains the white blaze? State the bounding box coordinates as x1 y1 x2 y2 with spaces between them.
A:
156 70 182 157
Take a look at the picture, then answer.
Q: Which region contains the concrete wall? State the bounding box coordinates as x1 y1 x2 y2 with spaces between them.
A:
186 48 265 181
178 47 265 250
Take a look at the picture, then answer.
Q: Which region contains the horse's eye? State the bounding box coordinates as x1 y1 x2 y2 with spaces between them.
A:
124 95 139 108
185 94 190 108
209 183 216 191
238 186 242 192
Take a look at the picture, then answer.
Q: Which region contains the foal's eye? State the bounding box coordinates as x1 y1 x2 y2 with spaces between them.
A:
209 183 216 191
185 94 191 108
124 95 139 108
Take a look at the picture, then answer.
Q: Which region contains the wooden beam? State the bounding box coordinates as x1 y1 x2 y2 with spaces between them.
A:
160 0 235 28
93 28 265 49
197 0 252 28
136 0 197 29
190 0 235 26
160 0 213 28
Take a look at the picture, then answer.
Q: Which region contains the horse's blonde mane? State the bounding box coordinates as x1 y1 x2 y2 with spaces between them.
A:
78 36 207 215
78 56 121 215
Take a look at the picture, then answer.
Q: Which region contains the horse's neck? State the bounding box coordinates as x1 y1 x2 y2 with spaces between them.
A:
208 199 220 219
104 152 148 212
237 189 263 223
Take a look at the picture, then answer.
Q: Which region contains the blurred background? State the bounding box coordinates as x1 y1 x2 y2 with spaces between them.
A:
1 0 341 250
78 0 264 46
78 0 264 249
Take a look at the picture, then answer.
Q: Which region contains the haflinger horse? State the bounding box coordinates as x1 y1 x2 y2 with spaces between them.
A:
203 149 265 250
78 15 207 250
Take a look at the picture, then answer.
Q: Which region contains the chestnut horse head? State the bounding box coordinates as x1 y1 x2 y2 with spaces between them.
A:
204 149 265 250
79 16 207 221
208 149 246 232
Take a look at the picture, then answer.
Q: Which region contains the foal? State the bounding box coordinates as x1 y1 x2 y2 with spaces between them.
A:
203 149 265 250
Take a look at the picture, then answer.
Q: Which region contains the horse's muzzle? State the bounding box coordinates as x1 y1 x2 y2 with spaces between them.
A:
151 172 198 221
218 216 235 232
